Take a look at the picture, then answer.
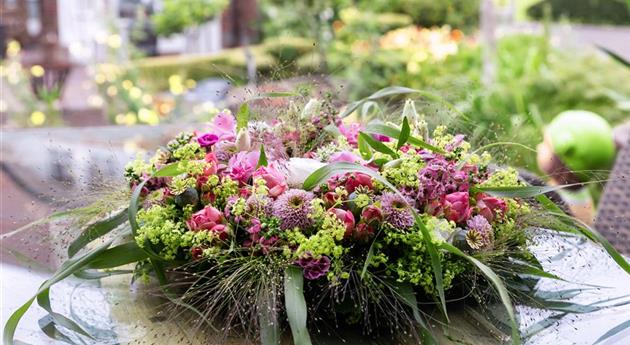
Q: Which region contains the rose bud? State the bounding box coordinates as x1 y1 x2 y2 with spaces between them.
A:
323 192 339 208
253 165 288 198
361 205 383 224
476 193 507 222
443 192 472 224
345 173 373 193
353 223 375 242
329 208 356 238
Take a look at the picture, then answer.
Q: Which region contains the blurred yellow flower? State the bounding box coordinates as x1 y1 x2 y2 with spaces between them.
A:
30 111 46 125
7 41 21 57
94 73 106 84
107 85 118 96
122 80 133 90
129 86 142 99
142 94 153 105
30 65 45 77
168 75 184 95
185 79 197 89
138 108 159 125
115 113 126 124
124 112 137 125
107 34 122 49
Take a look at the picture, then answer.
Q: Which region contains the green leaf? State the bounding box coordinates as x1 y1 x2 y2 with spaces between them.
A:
237 103 250 132
257 144 268 168
36 288 92 338
258 287 281 345
340 86 464 120
595 319 630 344
475 183 583 198
86 242 149 269
3 240 113 345
393 282 436 344
440 242 521 345
68 208 129 257
284 266 312 345
364 123 445 153
357 133 373 160
360 229 382 279
597 45 630 68
397 116 411 150
38 316 75 344
358 132 398 158
303 162 399 192
153 162 186 177
415 215 448 321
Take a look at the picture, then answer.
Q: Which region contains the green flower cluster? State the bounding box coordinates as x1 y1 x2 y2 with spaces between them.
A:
381 151 426 188
135 204 188 260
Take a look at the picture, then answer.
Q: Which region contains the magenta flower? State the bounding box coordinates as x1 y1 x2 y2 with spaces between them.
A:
329 208 356 237
253 164 288 198
197 133 219 148
297 254 331 280
345 172 373 194
227 151 260 185
186 206 229 240
338 123 363 146
418 155 469 201
329 151 362 163
443 192 473 224
475 193 507 222
361 205 383 224
209 111 236 141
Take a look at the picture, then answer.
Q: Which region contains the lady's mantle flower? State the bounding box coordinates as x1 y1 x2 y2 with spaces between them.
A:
380 193 415 229
272 189 315 230
296 254 331 280
466 215 493 250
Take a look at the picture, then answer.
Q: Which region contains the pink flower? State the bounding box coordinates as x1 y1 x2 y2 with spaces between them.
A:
476 193 507 222
329 151 361 163
197 133 219 148
330 208 356 238
253 164 288 198
361 205 383 224
209 111 236 141
228 151 260 185
443 192 473 223
338 123 363 146
345 172 373 193
373 133 391 142
186 206 228 240
353 223 375 242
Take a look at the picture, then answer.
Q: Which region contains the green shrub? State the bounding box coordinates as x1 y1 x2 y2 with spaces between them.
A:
153 0 229 36
263 36 316 63
361 0 480 31
527 0 630 25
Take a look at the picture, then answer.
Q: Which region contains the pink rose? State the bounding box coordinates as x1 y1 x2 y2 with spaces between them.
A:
330 208 356 238
228 151 260 185
476 193 507 222
209 111 236 141
345 173 373 193
443 192 472 223
253 164 288 198
338 123 363 147
353 223 375 242
361 205 383 224
186 206 228 240
329 151 361 163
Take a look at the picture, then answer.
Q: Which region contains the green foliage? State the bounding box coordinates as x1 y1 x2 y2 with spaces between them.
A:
153 0 229 36
527 0 630 25
362 0 480 30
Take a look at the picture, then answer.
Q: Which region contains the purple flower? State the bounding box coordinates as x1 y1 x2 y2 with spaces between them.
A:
246 194 273 218
297 254 331 280
418 155 468 201
197 133 219 148
338 123 363 147
466 215 493 249
373 133 391 142
209 111 236 141
444 134 465 152
227 151 260 185
272 189 315 230
380 193 415 229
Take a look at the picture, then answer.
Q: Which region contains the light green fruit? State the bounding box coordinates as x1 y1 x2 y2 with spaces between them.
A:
547 110 616 181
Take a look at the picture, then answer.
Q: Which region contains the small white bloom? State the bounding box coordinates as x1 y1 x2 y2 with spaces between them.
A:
284 158 327 188
235 128 251 152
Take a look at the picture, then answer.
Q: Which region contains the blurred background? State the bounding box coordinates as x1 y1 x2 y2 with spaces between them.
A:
1 0 629 251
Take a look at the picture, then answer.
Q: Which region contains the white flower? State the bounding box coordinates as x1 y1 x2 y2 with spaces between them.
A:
235 128 251 152
283 158 327 188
